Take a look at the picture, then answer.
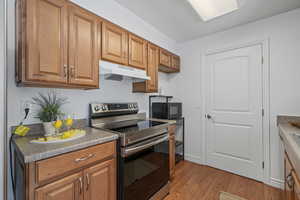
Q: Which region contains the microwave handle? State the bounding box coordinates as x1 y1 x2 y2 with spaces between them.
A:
123 135 169 157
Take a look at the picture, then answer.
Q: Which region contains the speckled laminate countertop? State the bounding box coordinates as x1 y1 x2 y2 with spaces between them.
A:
13 127 118 163
278 116 300 177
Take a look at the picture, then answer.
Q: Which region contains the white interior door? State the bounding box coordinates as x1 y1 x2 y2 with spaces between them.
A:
205 44 263 181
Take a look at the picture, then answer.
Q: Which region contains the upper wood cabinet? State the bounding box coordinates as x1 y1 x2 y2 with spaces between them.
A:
68 4 100 88
16 0 69 85
132 43 158 93
159 49 172 68
171 55 180 72
16 0 100 89
128 34 147 69
158 48 180 73
102 21 128 65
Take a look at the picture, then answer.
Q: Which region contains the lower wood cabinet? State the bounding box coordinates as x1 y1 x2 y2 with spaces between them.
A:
35 172 82 200
169 125 176 180
284 152 300 200
84 159 116 200
14 141 117 200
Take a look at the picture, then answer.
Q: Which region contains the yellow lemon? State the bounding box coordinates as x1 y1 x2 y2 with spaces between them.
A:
61 131 72 139
65 118 73 127
53 120 63 129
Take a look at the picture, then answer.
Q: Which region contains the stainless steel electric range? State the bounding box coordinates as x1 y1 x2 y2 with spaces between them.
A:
89 103 170 200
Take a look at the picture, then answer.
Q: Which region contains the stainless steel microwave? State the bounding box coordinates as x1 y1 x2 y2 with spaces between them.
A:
152 102 182 120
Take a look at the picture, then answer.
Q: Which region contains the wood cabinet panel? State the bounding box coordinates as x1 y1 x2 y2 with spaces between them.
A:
132 43 158 93
285 153 295 200
128 34 147 69
171 55 180 72
169 135 175 180
84 159 116 200
35 172 83 200
25 0 68 84
102 22 128 65
68 4 99 87
36 141 116 183
146 43 158 92
159 49 171 68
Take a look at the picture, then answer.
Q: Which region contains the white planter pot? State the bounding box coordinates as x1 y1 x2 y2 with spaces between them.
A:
43 122 56 136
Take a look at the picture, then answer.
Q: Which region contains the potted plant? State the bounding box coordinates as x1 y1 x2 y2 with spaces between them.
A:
32 92 68 136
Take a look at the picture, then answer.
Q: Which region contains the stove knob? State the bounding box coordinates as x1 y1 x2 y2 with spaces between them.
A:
94 105 100 112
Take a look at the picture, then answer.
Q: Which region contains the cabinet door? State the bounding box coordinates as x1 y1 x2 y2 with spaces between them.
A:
35 172 83 200
84 159 116 200
102 22 128 65
26 0 68 83
285 153 295 200
128 34 147 69
68 4 99 88
146 43 158 92
169 134 176 180
171 55 180 72
159 49 171 67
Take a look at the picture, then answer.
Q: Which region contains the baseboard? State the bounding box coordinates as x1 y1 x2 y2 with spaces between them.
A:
268 177 284 189
185 154 202 164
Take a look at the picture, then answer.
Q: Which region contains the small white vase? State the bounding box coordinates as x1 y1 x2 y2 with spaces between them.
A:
43 122 56 137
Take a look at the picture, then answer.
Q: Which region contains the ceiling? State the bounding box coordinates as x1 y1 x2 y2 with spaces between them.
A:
114 0 300 42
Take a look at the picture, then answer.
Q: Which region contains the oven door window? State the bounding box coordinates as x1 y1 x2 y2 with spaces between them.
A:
123 140 169 200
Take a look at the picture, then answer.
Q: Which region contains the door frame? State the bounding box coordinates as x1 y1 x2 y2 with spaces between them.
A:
200 38 271 185
1 0 8 199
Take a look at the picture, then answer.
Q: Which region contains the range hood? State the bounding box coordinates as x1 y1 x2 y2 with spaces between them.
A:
100 60 150 81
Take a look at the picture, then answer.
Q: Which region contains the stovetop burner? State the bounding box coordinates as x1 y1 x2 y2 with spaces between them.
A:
111 120 166 133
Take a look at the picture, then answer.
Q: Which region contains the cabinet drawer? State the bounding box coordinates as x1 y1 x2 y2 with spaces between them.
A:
36 141 116 183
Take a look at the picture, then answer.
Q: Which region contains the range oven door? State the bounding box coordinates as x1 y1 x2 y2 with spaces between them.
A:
119 134 170 200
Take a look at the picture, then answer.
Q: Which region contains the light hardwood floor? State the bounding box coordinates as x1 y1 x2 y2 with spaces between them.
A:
165 161 283 200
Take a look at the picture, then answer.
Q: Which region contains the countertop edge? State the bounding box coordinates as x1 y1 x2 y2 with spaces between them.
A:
279 123 300 178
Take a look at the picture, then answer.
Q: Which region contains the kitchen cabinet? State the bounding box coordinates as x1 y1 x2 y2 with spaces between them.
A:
68 4 100 88
16 0 181 89
16 0 68 85
132 43 158 93
285 153 295 200
159 49 180 73
102 21 128 65
171 55 180 72
128 33 147 69
159 49 172 68
14 141 117 200
35 172 82 200
169 125 176 180
84 159 116 200
16 0 100 89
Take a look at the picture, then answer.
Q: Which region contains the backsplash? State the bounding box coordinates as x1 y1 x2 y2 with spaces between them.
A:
7 73 174 129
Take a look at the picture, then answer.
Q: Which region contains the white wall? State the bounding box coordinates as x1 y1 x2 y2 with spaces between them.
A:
6 0 178 199
175 8 300 188
0 0 6 198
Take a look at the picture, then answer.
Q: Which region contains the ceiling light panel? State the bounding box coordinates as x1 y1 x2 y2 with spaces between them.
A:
187 0 239 21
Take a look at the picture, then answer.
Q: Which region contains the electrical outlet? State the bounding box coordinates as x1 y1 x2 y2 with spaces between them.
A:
20 100 31 114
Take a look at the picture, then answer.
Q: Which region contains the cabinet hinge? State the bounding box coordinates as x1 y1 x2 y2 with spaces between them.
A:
262 162 265 169
262 109 264 117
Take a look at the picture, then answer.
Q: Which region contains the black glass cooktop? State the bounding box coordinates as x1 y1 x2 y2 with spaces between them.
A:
111 120 166 133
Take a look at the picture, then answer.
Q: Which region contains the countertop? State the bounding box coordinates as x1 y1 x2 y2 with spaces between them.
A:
13 127 118 163
278 116 300 177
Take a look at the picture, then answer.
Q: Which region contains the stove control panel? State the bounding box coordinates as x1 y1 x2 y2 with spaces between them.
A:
90 103 139 116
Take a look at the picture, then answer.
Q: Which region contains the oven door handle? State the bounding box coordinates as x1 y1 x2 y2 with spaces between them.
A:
123 135 169 157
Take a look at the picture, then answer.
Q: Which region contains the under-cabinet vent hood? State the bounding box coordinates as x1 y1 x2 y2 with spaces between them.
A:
100 60 150 81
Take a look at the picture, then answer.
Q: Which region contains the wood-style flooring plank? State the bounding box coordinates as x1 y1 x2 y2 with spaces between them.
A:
164 161 283 200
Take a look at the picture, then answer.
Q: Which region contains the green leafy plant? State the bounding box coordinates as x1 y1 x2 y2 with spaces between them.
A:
31 92 68 122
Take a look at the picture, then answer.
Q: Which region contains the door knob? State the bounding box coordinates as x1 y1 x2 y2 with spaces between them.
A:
206 114 212 119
